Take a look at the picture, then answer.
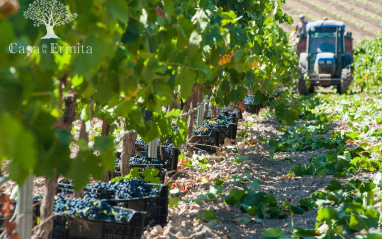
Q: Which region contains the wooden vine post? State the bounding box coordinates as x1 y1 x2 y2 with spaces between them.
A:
148 139 159 159
196 85 205 128
196 102 204 127
16 174 33 239
185 84 198 140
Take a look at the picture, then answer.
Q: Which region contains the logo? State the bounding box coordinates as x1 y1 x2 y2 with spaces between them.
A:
8 0 92 54
24 0 78 39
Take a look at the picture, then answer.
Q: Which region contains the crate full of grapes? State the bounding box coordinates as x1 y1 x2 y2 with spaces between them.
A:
103 183 168 227
52 195 146 239
244 95 263 114
134 140 180 172
191 122 220 153
110 156 166 182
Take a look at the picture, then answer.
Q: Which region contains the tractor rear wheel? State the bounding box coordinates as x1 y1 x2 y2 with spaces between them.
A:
337 68 352 94
297 78 310 95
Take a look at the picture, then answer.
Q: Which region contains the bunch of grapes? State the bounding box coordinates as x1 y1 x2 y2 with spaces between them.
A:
243 95 255 105
53 194 131 222
114 158 121 171
33 194 43 203
113 155 164 172
86 177 159 200
135 139 148 151
130 155 149 164
193 115 235 135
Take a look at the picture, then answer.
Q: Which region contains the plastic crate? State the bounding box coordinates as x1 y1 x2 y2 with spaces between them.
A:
108 171 122 180
217 123 238 145
134 145 180 172
190 134 218 154
222 111 240 124
85 188 115 200
245 104 263 114
103 184 168 227
51 207 146 239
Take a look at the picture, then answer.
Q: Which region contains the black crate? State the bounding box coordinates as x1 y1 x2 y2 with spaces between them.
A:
134 145 180 172
51 207 146 239
108 171 122 180
136 148 180 172
221 112 240 124
190 134 218 153
85 188 116 200
103 184 168 227
56 183 75 194
245 104 263 114
217 123 238 145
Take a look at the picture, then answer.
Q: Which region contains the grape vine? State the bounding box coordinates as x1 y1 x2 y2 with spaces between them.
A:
0 0 299 237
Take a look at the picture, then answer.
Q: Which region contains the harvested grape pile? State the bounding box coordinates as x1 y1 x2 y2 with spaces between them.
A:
144 91 382 239
53 194 132 222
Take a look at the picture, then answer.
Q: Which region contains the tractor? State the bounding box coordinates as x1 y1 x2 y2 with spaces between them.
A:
296 20 353 95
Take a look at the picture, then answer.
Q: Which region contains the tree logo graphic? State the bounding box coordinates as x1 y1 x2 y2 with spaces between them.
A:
24 0 77 39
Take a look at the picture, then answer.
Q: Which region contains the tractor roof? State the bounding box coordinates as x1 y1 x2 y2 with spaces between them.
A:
306 20 345 31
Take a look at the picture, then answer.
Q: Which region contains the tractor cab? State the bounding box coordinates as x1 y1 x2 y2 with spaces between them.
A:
296 20 353 95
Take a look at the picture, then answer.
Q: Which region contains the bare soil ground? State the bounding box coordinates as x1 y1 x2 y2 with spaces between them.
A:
280 0 382 44
143 108 375 239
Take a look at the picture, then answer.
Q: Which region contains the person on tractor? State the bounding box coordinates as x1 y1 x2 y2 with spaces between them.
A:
296 14 308 38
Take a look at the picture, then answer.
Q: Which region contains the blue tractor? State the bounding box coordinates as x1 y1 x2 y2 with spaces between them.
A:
296 20 353 95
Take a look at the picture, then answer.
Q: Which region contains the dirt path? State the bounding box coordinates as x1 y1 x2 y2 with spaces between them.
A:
144 98 379 239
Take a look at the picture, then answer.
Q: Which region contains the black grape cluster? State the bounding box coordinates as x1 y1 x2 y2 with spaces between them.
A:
197 150 207 155
33 194 43 203
143 110 153 121
113 155 164 172
114 158 121 171
193 124 214 136
158 143 175 157
58 188 75 195
53 194 131 222
115 209 133 222
130 155 163 165
172 125 179 132
130 155 150 164
135 139 148 150
112 178 153 199
221 109 240 120
193 115 234 135
86 177 158 200
221 108 240 115
244 95 255 105
86 181 111 191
